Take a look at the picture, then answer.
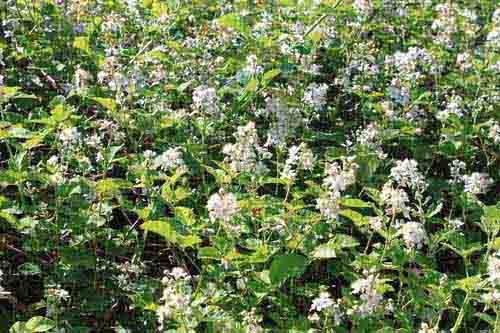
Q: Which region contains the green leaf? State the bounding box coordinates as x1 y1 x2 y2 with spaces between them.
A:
73 36 90 53
18 263 41 276
60 248 96 268
244 78 258 92
25 316 55 332
174 207 196 226
263 69 280 82
179 235 202 248
339 198 372 208
455 275 484 292
198 247 221 260
270 253 307 285
92 97 116 112
217 13 250 35
96 178 131 197
141 220 177 243
312 234 359 259
339 209 368 226
335 234 360 249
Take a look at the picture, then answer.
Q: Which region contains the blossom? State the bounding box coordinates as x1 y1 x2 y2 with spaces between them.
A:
463 172 494 195
310 291 334 312
489 122 500 144
389 159 426 190
58 127 80 145
437 95 465 121
351 274 383 317
381 182 411 218
449 159 466 185
281 143 315 180
207 189 240 223
400 222 427 249
487 252 500 285
153 147 185 172
192 85 218 114
303 83 329 110
223 122 270 174
316 194 341 221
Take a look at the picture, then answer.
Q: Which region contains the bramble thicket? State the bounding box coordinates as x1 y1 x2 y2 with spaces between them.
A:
0 0 499 332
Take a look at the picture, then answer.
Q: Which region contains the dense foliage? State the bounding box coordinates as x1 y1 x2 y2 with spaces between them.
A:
0 0 499 332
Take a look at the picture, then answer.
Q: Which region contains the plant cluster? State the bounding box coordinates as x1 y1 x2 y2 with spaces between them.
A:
0 0 499 332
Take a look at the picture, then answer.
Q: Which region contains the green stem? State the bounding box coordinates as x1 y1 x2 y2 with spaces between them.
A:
451 293 470 333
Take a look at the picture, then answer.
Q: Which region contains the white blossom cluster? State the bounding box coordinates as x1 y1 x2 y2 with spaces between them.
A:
489 121 500 144
223 121 270 174
303 83 329 111
192 85 218 115
153 147 186 172
462 172 494 195
308 291 343 325
385 47 435 82
207 189 240 233
399 221 427 249
350 273 383 317
281 143 315 181
317 158 358 221
437 95 465 122
156 267 199 331
381 182 411 218
264 97 301 147
389 159 426 191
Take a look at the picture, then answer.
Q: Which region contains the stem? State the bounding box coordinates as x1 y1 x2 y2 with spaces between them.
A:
303 0 345 38
451 293 470 333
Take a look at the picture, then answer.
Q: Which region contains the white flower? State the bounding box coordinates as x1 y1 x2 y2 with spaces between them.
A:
400 222 427 249
169 267 190 280
153 147 185 172
437 95 465 121
192 85 218 114
456 52 473 71
449 159 466 184
489 122 500 144
487 252 500 285
207 189 240 223
223 122 270 174
418 322 439 333
303 83 329 110
481 289 500 303
281 143 315 180
353 0 373 16
381 182 410 218
316 194 341 221
463 172 494 195
310 291 334 312
369 216 383 231
58 127 80 145
448 218 464 229
351 274 383 317
389 159 426 190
